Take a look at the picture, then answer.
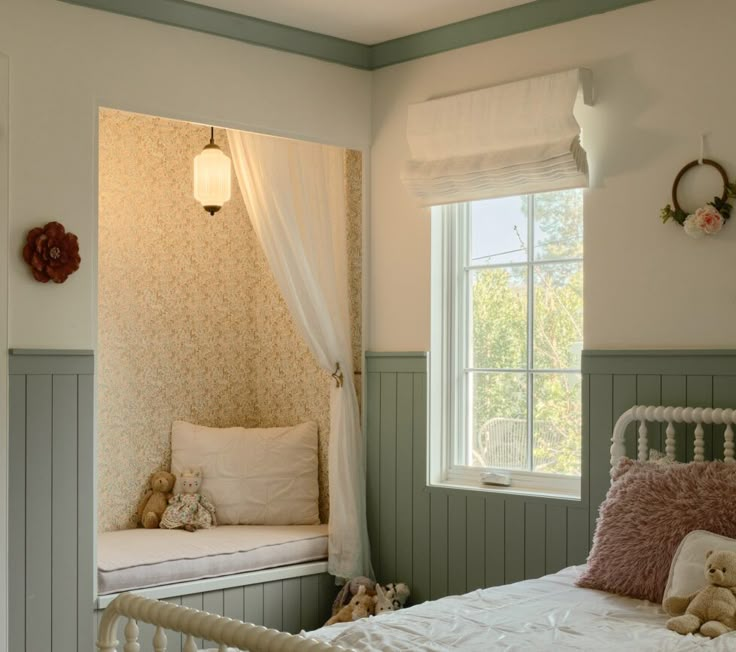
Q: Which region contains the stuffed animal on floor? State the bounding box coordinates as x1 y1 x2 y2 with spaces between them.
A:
664 549 736 638
136 470 176 529
325 584 375 626
160 468 217 532
331 576 377 616
375 582 410 615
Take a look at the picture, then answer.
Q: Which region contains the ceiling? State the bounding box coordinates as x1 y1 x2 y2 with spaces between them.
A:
186 0 536 45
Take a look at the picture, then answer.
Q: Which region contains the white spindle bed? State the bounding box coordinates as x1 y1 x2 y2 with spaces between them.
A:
96 592 348 652
97 404 736 652
611 405 736 468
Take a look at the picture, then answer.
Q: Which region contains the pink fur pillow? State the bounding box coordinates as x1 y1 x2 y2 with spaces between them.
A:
577 459 736 603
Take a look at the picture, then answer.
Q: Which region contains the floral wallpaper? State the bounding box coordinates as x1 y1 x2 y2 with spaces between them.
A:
98 109 361 531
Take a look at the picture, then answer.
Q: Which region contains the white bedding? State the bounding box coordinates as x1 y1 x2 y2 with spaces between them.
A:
307 566 736 651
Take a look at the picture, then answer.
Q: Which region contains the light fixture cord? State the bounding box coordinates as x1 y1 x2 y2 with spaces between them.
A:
210 126 215 145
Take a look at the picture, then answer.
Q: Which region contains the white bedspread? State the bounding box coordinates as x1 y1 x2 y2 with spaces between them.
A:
307 566 736 651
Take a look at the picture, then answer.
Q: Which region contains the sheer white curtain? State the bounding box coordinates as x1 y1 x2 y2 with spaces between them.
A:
227 129 372 581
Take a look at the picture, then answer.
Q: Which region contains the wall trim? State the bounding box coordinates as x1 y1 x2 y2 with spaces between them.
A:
58 0 654 70
0 49 9 652
370 0 653 68
583 349 736 375
9 349 94 375
58 0 371 69
10 348 94 356
366 351 427 373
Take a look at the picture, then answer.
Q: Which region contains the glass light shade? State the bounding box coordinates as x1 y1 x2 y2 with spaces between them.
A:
194 143 232 215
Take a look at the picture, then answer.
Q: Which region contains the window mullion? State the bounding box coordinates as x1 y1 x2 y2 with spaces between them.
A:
462 204 472 467
452 203 472 469
527 195 534 472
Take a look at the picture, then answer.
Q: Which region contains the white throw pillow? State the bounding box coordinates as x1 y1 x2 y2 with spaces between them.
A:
663 530 736 603
171 420 320 526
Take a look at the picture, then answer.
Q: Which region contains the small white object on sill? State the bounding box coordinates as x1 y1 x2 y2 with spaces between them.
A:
481 471 512 487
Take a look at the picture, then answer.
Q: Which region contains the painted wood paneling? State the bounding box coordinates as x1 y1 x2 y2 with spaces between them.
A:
52 375 79 649
448 493 467 595
94 573 337 652
366 352 586 604
25 373 53 651
244 583 265 626
8 351 95 652
366 351 736 605
300 575 320 632
181 593 204 649
8 375 26 652
583 351 736 529
77 373 96 651
12 350 336 651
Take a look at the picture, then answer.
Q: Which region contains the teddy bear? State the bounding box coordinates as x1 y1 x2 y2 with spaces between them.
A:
331 576 377 616
664 549 736 638
325 584 375 626
135 470 176 529
160 468 217 532
374 582 410 615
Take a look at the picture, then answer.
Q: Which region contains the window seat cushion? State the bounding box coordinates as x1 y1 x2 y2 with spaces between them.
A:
97 524 328 595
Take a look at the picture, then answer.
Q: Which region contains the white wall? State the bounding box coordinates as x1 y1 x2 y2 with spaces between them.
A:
369 0 736 352
0 0 371 350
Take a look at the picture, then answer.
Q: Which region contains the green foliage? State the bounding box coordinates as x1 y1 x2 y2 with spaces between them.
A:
470 190 583 476
711 195 733 220
662 177 736 226
660 204 686 225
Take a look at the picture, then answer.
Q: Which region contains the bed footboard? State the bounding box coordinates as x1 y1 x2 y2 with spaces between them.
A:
97 592 345 652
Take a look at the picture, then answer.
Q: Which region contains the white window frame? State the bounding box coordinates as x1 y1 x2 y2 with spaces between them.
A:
429 195 582 500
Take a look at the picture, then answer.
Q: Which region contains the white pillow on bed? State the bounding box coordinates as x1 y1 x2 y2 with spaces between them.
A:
663 530 736 602
171 420 320 526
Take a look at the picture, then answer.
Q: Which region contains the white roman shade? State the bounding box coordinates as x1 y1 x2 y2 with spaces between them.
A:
402 68 593 206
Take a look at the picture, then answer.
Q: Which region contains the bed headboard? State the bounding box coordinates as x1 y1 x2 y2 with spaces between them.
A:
611 405 736 471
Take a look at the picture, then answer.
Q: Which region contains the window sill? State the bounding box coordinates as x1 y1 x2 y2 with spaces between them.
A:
428 477 582 502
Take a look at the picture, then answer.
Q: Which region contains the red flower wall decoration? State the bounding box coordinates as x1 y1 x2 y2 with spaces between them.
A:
23 221 81 283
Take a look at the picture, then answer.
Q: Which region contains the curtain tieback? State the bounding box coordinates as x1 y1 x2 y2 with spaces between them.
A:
331 362 344 388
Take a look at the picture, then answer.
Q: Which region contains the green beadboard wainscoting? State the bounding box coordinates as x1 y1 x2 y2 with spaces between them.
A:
8 349 95 652
365 352 588 603
8 349 334 652
366 350 736 603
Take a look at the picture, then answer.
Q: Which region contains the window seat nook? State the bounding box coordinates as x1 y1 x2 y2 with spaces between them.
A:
97 524 328 598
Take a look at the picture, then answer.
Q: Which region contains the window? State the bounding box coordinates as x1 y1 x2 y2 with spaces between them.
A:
430 189 583 497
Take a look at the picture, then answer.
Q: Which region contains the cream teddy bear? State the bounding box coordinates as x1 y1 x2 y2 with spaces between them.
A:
664 549 736 638
325 584 375 626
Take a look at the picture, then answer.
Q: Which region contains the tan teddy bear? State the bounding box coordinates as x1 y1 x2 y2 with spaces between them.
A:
664 549 736 638
135 471 176 529
325 584 375 626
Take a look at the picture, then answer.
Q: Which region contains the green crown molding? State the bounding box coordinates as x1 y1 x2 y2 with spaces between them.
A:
370 0 654 69
58 0 654 70
59 0 372 69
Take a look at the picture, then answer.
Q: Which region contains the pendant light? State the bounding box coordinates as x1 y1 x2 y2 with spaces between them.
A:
194 126 232 215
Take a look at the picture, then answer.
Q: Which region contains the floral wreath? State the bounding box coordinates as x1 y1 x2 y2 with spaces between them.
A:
660 159 736 238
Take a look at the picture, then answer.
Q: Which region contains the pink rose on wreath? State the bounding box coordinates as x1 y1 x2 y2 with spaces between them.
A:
683 205 724 239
